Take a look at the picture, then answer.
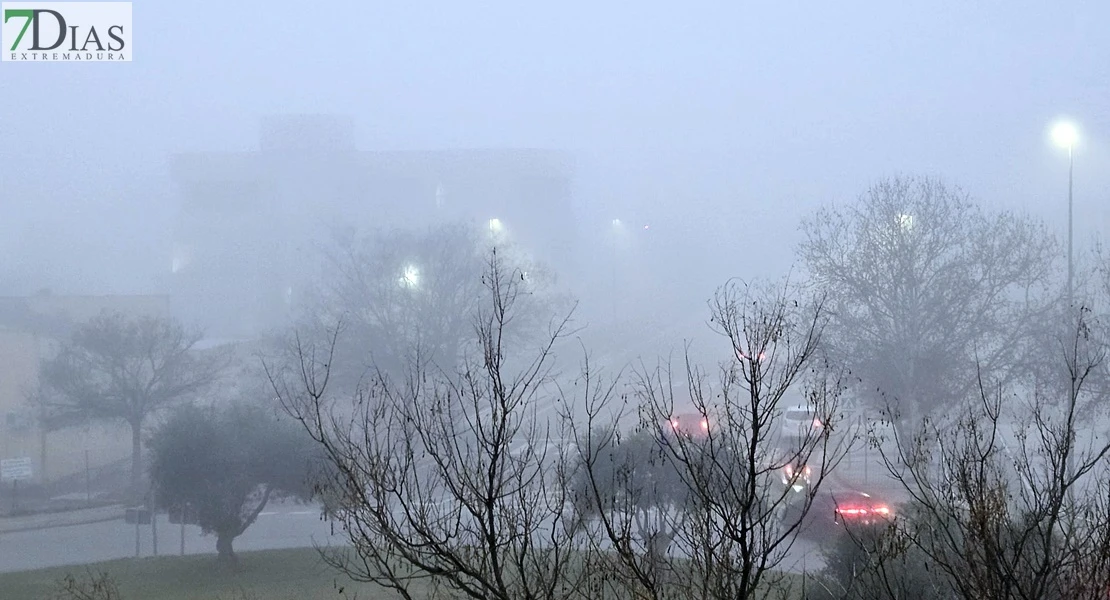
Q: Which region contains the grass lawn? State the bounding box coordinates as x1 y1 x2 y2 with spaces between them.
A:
0 547 815 600
0 547 409 600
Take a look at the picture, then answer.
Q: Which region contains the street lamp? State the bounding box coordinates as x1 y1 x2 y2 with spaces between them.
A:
1051 119 1081 509
1051 119 1079 307
488 218 503 234
399 264 420 289
897 213 914 231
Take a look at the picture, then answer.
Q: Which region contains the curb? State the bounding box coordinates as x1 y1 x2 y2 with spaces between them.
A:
0 509 125 535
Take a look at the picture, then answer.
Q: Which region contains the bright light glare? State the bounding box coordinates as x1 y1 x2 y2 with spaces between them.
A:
612 218 622 227
1051 120 1079 149
489 218 503 233
897 213 914 230
400 265 420 288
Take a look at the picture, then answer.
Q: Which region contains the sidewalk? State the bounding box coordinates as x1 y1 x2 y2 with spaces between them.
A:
0 504 124 535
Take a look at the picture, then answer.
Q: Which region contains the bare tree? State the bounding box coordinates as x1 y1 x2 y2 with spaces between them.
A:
301 221 569 392
564 410 689 598
853 306 1110 600
38 312 223 501
270 251 592 600
1098 241 1110 305
24 383 87 484
1084 241 1110 405
567 277 852 600
799 175 1059 436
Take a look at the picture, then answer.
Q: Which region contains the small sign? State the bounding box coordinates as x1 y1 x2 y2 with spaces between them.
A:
1 457 33 481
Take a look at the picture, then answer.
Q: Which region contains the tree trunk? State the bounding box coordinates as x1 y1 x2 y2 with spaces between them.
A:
130 421 142 504
216 532 238 570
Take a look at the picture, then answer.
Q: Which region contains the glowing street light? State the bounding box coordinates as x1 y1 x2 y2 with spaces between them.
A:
488 218 503 234
1050 118 1079 307
1051 120 1079 150
399 264 420 289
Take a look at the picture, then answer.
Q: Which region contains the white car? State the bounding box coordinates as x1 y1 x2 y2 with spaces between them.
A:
781 405 823 439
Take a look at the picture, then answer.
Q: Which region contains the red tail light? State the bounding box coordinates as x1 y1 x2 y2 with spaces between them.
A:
836 505 893 518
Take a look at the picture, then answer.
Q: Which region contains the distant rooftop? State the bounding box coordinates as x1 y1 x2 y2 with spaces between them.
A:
259 113 356 152
0 292 170 336
170 147 573 183
169 114 573 184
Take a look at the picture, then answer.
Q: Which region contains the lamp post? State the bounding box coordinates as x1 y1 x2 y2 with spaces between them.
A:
1051 120 1079 308
400 265 420 289
1050 119 1080 511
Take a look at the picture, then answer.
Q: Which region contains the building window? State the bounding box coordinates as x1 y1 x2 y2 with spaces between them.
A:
171 244 192 273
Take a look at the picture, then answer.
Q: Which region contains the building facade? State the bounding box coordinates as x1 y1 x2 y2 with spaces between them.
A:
168 114 578 339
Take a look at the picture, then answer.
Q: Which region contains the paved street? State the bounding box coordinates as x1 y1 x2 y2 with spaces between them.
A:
0 444 900 575
0 500 345 574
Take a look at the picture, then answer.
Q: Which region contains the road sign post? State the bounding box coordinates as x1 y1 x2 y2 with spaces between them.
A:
2 457 34 513
1 457 33 482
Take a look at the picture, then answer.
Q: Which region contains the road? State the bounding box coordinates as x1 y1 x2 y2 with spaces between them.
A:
0 500 345 574
0 503 831 577
0 445 898 575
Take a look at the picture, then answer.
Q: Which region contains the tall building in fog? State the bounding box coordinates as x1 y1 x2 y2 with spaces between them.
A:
168 115 577 338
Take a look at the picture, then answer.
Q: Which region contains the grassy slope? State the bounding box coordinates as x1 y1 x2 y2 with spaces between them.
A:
0 548 408 600
0 547 814 600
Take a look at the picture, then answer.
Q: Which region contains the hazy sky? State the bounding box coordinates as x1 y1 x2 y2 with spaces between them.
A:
1 0 1108 302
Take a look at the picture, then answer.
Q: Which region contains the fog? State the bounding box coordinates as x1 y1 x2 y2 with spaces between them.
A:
2 0 1110 586
3 1 1108 316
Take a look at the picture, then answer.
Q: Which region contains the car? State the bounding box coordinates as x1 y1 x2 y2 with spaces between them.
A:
787 489 895 538
781 460 814 490
829 491 894 527
764 444 820 492
665 412 711 439
781 405 823 439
